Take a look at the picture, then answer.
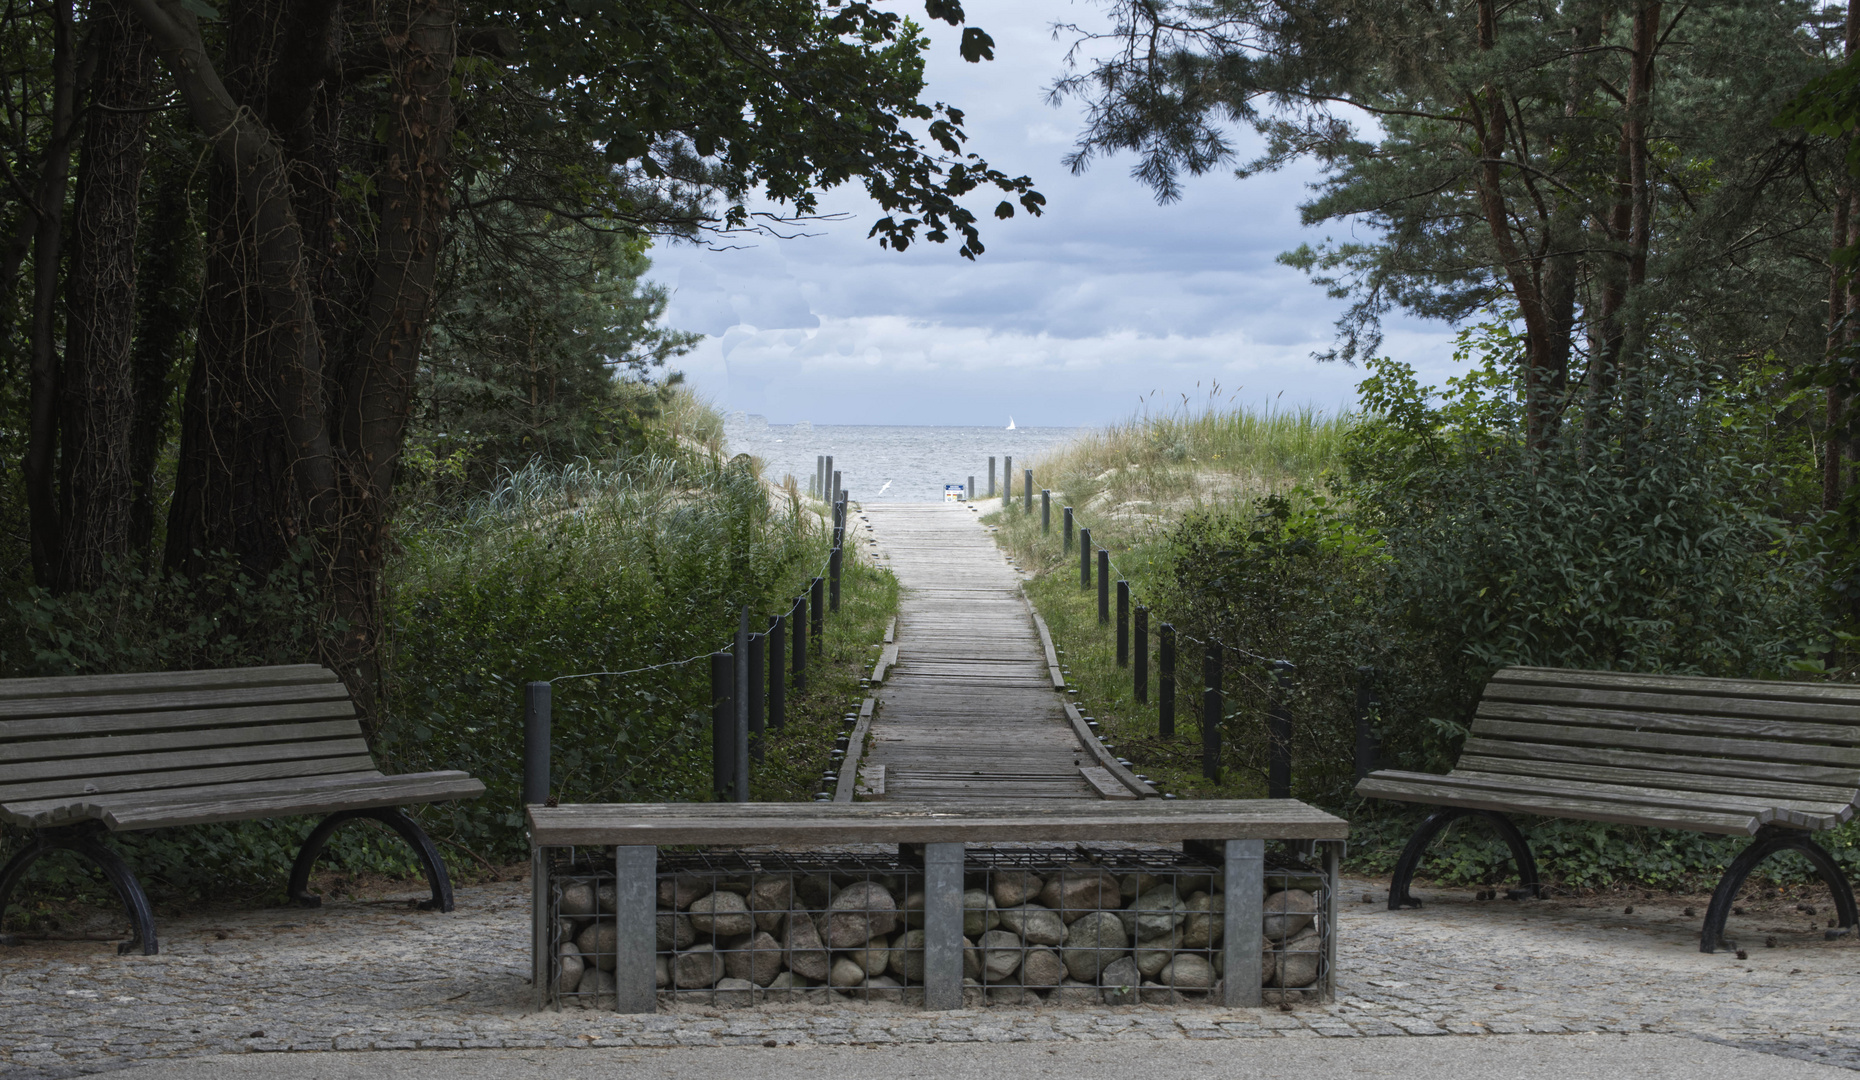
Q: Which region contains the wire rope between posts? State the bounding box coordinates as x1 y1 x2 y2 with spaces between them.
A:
546 506 847 687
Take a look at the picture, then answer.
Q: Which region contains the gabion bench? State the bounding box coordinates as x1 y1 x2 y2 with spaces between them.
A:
527 799 1348 1012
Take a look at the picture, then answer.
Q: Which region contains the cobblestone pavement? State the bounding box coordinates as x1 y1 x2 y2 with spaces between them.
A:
3 875 1858 1078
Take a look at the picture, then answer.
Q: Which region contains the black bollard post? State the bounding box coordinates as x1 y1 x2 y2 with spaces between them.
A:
988 457 996 498
1268 660 1295 799
824 455 834 502
1116 581 1130 666
1063 507 1074 554
1024 470 1033 514
1079 528 1092 589
792 596 808 693
1354 665 1379 781
1159 624 1176 738
832 470 842 506
768 614 786 731
522 681 551 806
1134 606 1149 703
1041 490 1051 534
734 610 750 802
829 545 842 613
1004 456 1013 506
748 629 766 764
969 475 976 502
1201 642 1223 782
1097 550 1110 624
711 651 736 801
810 577 825 642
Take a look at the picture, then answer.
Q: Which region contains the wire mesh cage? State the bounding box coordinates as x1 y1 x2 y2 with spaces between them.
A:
542 842 1331 1009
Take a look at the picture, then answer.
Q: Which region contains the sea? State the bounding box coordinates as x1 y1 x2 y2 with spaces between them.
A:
720 416 1087 503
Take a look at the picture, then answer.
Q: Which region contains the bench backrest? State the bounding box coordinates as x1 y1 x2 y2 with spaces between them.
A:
1463 666 1860 806
0 665 375 808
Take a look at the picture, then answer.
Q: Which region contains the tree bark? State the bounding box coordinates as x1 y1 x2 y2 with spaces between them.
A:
60 0 159 590
128 0 340 583
25 0 79 588
126 140 199 556
1827 0 1860 514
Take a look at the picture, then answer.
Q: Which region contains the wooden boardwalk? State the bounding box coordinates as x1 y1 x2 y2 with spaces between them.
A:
859 502 1095 801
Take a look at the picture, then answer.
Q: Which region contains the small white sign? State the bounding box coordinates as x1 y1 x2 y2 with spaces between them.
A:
944 484 966 502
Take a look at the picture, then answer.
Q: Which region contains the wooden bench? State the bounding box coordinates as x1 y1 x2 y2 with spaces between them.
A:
527 798 1347 1012
1355 665 1860 952
0 664 484 954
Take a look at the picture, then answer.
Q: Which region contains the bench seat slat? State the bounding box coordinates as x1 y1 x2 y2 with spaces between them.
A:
2 769 384 826
0 719 364 765
527 799 1350 847
1460 736 1860 787
1431 770 1854 829
1454 753 1860 806
0 681 353 723
87 772 488 831
1469 718 1860 767
1354 774 1765 835
0 754 380 807
0 699 357 743
0 664 336 702
1482 682 1860 724
1493 666 1860 706
0 737 372 786
1477 700 1860 746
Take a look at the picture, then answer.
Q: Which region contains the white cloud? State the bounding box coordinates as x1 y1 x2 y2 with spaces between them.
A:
644 4 1462 425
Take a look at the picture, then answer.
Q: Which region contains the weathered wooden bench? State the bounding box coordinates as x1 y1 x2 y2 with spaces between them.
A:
527 798 1347 1012
0 664 484 954
1356 665 1860 952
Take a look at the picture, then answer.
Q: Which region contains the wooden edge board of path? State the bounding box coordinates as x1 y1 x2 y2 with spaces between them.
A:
527 798 1348 847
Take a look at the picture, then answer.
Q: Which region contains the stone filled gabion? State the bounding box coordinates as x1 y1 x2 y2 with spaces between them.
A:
549 854 1327 1010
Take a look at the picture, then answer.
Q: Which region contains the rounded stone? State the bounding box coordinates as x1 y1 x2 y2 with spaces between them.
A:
1054 978 1102 1005
578 966 617 1009
1062 910 1129 981
1099 955 1140 1005
1038 870 1121 922
748 876 794 934
672 944 724 989
722 929 784 987
555 943 584 995
657 911 695 951
825 881 898 948
783 912 831 982
849 933 890 976
829 956 869 987
1180 891 1224 948
713 976 755 1007
688 890 755 938
996 903 1067 946
1160 952 1215 989
1020 947 1065 988
1119 873 1159 901
1134 929 1178 978
1272 926 1321 988
978 929 1024 982
902 890 926 928
1263 889 1317 942
888 928 927 981
655 955 669 988
963 935 983 981
575 922 617 971
659 873 713 911
861 974 904 1003
558 883 596 918
1121 885 1186 941
991 870 1043 908
962 889 999 937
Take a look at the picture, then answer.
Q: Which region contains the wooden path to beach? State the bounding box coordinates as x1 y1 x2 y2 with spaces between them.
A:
856 502 1097 801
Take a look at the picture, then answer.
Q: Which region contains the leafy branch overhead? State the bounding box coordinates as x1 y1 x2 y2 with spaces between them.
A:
503 0 1043 257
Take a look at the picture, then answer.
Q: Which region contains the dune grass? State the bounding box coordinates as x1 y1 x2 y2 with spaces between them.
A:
1030 401 1352 533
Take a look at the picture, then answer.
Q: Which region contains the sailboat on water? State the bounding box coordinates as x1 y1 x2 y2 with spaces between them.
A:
1006 416 1016 430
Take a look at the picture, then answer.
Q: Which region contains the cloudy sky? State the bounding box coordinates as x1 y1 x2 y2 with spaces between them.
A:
642 4 1460 428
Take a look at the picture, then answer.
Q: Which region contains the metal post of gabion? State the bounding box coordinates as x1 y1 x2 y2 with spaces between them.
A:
534 841 1337 1012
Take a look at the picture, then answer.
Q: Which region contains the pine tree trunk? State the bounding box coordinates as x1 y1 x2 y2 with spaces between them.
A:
60 0 158 590
24 0 78 588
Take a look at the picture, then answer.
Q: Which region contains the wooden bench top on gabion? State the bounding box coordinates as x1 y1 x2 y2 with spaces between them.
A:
528 798 1346 1013
0 664 484 955
1356 665 1860 952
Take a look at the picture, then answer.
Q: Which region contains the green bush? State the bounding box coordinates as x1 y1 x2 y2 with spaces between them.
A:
380 453 835 860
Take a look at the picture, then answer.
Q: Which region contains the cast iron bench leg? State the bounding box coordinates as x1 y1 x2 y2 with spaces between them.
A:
1388 806 1541 910
0 826 159 955
1699 825 1858 953
289 807 455 912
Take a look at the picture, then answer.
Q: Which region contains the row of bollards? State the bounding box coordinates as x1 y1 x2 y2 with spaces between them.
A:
521 490 856 809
